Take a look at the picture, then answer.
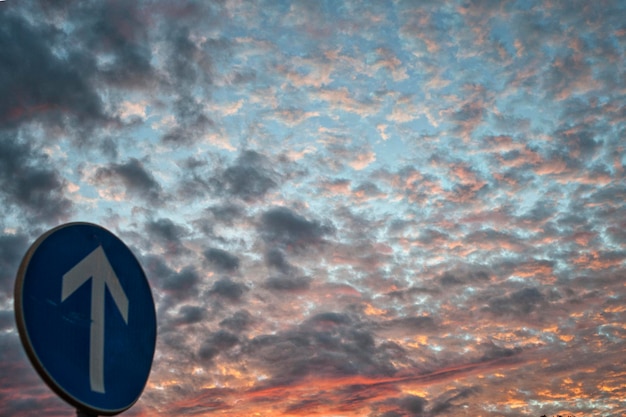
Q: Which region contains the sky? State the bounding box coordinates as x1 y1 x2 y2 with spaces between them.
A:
0 0 625 416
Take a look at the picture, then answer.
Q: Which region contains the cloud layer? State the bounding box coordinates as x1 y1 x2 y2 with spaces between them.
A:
1 1 625 416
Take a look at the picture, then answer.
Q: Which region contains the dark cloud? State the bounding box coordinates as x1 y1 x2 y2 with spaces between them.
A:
265 275 311 292
0 232 28 293
399 395 427 414
161 97 215 145
373 394 428 417
162 266 200 295
146 218 187 254
0 11 103 126
73 0 155 88
190 203 247 237
208 203 245 225
0 137 72 223
94 158 162 203
451 101 485 125
165 26 216 91
174 305 205 325
153 263 203 330
543 53 594 102
309 312 352 326
431 387 481 416
380 316 436 333
0 310 13 332
146 218 186 243
485 287 545 317
555 128 602 164
219 310 253 333
198 330 239 361
439 267 490 287
204 248 240 272
415 228 449 246
145 258 199 302
213 151 278 201
98 136 120 159
263 248 311 291
478 341 522 362
160 15 234 146
175 156 212 200
167 27 204 85
208 277 247 302
260 207 333 251
265 248 291 274
159 330 188 352
244 312 400 386
520 198 558 224
385 286 440 301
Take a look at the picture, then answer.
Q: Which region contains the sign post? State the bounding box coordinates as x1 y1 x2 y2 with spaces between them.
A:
14 222 157 416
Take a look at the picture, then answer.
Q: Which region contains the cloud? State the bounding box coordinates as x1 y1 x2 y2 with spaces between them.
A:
265 248 291 274
203 248 240 272
371 394 428 417
173 305 205 326
259 207 333 251
93 158 163 204
430 386 481 415
243 311 399 386
0 328 72 416
211 151 278 201
379 316 436 334
161 97 215 146
219 310 253 333
438 267 490 287
73 0 155 88
478 341 522 362
0 136 72 223
0 232 28 293
208 203 245 225
265 275 311 292
0 311 12 333
164 26 213 89
118 100 148 121
485 287 545 317
348 149 377 171
0 12 103 127
263 248 311 291
145 218 187 255
146 259 199 303
464 229 525 253
198 330 239 361
315 87 381 117
208 277 247 302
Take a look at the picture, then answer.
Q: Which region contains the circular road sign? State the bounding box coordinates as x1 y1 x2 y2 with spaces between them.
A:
14 223 157 415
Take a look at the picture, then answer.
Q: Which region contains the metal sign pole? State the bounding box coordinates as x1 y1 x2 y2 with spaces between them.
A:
76 410 98 417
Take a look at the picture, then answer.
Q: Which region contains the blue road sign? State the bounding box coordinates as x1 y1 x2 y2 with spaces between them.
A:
14 223 157 416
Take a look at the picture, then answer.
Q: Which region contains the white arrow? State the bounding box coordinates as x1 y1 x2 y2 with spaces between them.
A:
62 245 129 394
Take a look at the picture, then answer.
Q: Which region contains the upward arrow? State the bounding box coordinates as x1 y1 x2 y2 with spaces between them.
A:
62 245 129 394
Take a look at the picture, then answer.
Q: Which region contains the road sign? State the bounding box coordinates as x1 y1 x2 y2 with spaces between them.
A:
14 223 157 416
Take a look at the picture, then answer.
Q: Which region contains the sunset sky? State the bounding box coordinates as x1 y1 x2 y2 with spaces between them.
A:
1 1 625 416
